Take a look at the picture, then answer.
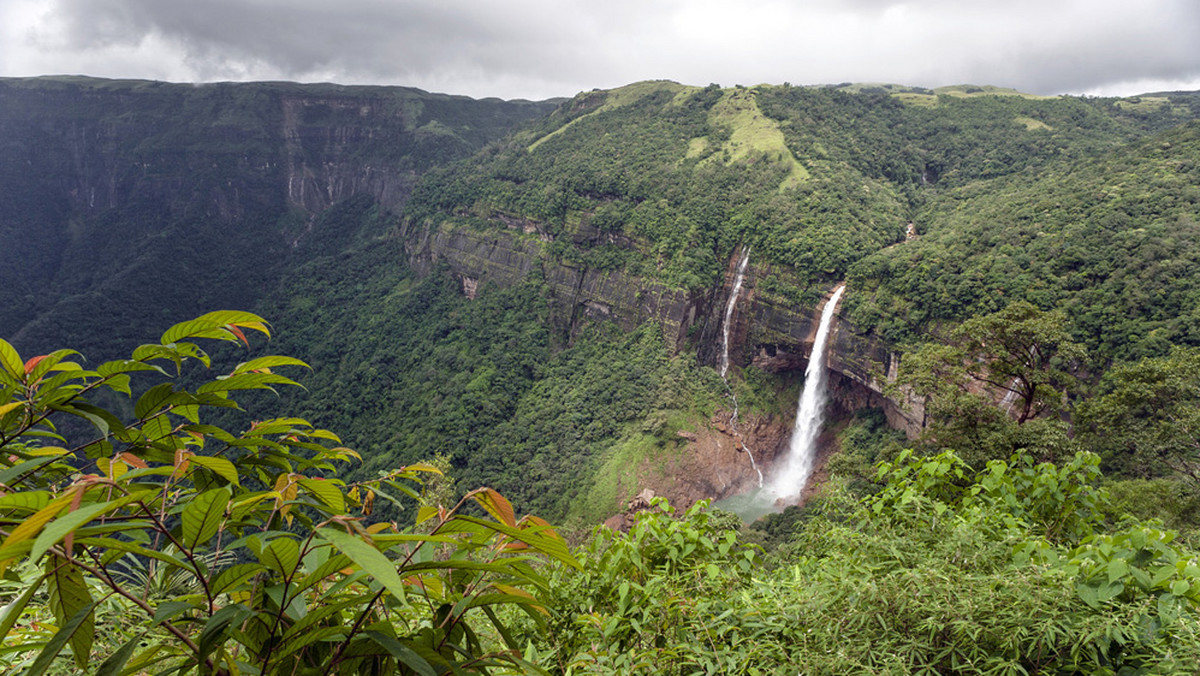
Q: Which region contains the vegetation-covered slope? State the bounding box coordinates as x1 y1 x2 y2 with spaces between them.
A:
253 229 725 522
405 81 1200 296
847 121 1200 364
6 77 1200 525
0 76 556 355
7 77 1200 673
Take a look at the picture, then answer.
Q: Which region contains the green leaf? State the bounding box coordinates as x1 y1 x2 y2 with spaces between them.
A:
181 487 231 549
46 561 94 669
273 626 346 664
105 373 132 396
24 600 99 676
0 400 23 418
135 383 177 420
30 493 148 562
298 478 345 513
96 634 141 676
318 528 412 605
210 563 266 596
152 601 198 625
0 456 65 489
51 401 114 438
1107 558 1129 583
363 632 437 676
197 603 254 666
1076 582 1100 608
197 372 301 394
0 492 74 567
190 456 240 487
0 339 22 380
233 356 309 374
97 359 169 378
25 350 81 383
1097 580 1124 603
442 515 580 569
0 490 52 513
0 573 44 645
131 343 189 369
161 311 269 345
278 598 360 645
259 537 301 577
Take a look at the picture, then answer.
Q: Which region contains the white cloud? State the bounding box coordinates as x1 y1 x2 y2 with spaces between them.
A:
1 0 1197 99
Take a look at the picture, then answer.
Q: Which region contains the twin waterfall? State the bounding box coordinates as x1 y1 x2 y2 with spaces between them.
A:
717 246 846 502
769 284 846 500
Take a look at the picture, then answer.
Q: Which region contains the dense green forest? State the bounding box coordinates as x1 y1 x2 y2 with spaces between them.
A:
5 77 1200 672
3 322 1200 673
846 121 1200 363
0 76 556 356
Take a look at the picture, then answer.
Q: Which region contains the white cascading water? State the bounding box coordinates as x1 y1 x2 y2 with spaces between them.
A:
720 246 751 379
769 284 846 500
999 378 1019 412
718 247 763 486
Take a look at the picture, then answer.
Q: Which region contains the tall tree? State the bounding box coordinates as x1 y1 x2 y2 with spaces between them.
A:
952 301 1086 423
1078 347 1200 483
895 302 1085 463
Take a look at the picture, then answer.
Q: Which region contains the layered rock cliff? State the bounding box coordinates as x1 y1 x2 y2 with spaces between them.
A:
399 217 923 443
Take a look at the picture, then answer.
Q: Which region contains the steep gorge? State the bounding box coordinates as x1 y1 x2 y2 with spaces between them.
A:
398 215 914 510
6 76 1200 522
0 76 556 354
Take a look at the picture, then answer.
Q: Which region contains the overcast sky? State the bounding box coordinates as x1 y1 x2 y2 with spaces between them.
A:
2 0 1199 101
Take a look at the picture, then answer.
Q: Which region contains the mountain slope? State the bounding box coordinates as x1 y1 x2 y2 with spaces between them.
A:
847 121 1200 363
0 76 556 353
6 77 1200 521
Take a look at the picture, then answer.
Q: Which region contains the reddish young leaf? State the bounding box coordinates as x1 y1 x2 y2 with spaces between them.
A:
226 324 249 347
118 452 149 470
23 355 47 375
470 488 517 528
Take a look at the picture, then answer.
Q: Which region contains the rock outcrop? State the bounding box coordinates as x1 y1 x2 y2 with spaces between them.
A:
402 219 710 349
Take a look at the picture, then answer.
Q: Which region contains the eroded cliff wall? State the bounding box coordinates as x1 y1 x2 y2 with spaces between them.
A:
0 77 555 351
400 218 923 438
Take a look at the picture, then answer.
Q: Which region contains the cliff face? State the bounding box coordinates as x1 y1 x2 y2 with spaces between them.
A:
400 219 922 437
402 219 711 350
0 77 555 352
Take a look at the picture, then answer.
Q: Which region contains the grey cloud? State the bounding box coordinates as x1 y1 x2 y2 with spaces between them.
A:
12 0 1200 99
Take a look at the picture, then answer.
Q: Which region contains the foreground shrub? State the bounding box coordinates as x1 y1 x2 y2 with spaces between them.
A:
0 313 575 675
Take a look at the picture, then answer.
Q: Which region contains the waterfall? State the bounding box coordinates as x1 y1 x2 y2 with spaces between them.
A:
720 247 751 379
999 378 1019 412
769 284 846 500
717 246 762 487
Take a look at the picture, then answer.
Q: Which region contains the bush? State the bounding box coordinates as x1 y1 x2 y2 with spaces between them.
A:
0 313 575 675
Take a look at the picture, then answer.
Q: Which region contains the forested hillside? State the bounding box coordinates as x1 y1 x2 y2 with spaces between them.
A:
0 76 556 356
6 76 1200 674
6 77 1200 524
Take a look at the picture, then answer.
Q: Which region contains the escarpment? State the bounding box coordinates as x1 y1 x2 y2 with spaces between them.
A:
400 217 921 439
0 77 555 352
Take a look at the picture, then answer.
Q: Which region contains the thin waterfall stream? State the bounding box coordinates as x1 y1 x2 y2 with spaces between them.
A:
718 247 762 487
769 284 846 500
720 247 751 379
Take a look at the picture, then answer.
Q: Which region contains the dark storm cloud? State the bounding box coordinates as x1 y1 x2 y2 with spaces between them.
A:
4 0 1200 99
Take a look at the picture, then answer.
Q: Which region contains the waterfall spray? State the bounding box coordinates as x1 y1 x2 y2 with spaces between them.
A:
770 284 846 500
718 247 762 487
